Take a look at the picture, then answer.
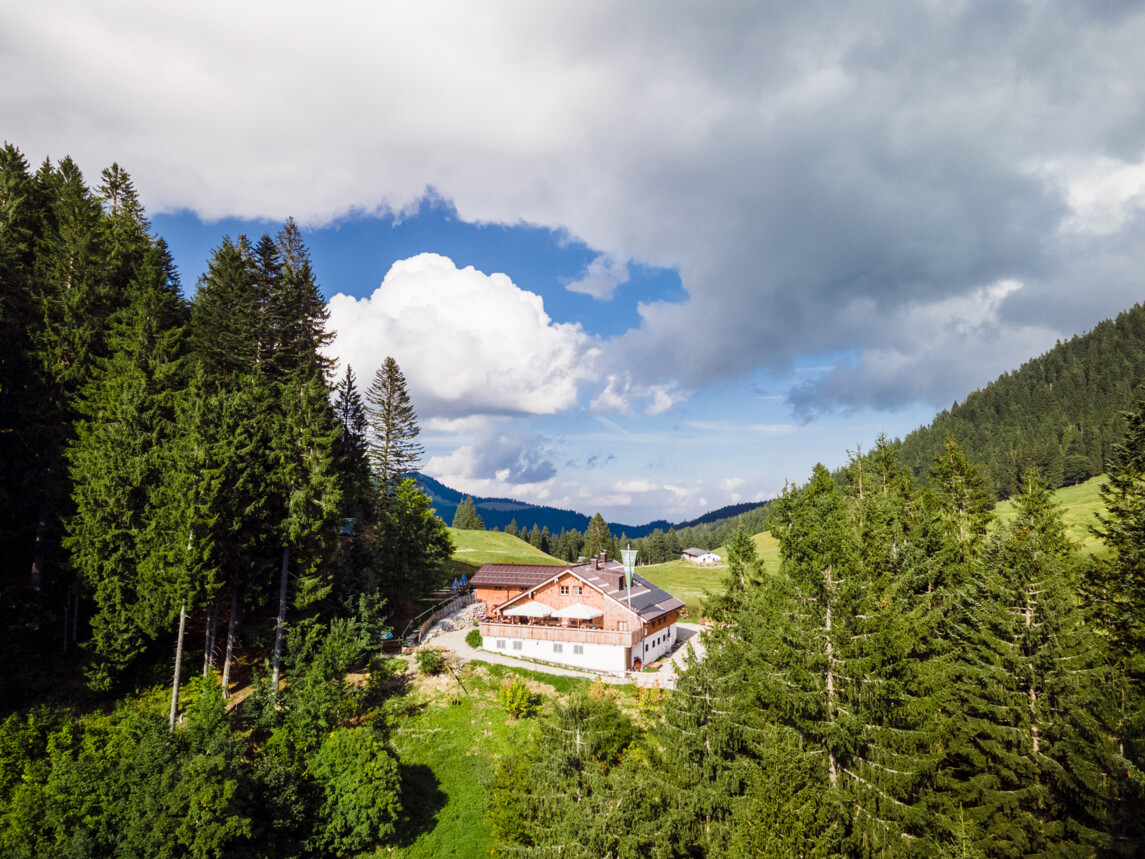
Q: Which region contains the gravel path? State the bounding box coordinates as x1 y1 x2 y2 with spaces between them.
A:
423 613 706 689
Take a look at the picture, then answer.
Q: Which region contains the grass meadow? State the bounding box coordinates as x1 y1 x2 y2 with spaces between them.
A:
385 659 611 857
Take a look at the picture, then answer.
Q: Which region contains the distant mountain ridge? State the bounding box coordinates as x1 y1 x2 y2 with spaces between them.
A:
415 473 766 538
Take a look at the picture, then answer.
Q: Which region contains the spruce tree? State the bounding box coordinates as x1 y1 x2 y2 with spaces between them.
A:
451 496 484 530
63 207 193 688
939 470 1112 856
332 365 372 519
364 357 422 495
1084 393 1145 851
583 513 612 559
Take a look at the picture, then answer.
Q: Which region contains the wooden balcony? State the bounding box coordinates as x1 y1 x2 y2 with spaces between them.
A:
479 620 640 648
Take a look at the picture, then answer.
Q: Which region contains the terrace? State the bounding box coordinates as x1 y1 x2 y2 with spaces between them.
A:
478 618 641 648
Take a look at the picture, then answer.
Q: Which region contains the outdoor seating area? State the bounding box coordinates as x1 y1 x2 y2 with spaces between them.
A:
484 599 606 629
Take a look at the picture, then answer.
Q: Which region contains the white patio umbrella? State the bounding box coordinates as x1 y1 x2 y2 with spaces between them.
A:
501 600 555 617
551 603 604 620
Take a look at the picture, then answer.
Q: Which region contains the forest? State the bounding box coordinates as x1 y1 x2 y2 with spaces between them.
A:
1 147 1144 857
895 302 1145 498
486 430 1145 856
0 146 452 855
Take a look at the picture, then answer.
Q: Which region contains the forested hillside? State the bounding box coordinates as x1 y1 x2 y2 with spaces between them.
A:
896 302 1145 497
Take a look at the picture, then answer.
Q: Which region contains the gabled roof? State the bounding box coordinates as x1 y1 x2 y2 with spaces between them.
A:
475 561 685 624
470 563 569 590
681 547 708 556
568 559 685 623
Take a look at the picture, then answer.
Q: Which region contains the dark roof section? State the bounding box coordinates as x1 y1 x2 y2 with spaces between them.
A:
470 563 569 591
473 561 685 623
681 547 707 556
569 560 686 623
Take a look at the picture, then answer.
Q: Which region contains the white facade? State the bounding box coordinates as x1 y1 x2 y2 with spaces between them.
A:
484 635 628 673
482 625 678 674
640 623 678 663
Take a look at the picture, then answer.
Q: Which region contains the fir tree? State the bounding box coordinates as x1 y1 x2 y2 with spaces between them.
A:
364 357 422 495
939 470 1112 856
583 513 612 559
451 496 484 530
1084 392 1145 851
331 365 371 519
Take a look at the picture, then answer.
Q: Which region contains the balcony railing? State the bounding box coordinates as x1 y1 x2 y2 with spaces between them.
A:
479 620 640 648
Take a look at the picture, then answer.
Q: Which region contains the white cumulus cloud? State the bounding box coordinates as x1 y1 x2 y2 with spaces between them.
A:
328 253 599 419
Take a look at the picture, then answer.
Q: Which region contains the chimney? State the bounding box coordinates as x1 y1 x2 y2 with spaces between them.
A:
598 551 607 565
591 557 598 570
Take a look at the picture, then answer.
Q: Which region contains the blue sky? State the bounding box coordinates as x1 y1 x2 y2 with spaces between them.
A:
6 1 1145 524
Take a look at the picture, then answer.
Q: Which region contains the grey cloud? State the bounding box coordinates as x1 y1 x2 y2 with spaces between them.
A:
8 1 1145 415
472 436 558 485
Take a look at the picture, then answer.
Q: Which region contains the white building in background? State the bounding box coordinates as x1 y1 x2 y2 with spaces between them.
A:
681 547 721 565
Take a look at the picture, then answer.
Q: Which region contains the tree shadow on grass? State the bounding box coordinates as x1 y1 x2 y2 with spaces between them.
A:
392 762 448 847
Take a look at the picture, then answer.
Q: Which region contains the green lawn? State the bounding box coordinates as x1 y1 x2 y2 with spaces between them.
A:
386 660 593 857
639 559 724 619
448 528 564 571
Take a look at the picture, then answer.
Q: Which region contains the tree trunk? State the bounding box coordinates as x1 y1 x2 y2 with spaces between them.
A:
29 509 48 592
169 602 188 731
62 589 69 653
824 565 838 788
72 588 79 642
202 600 219 677
271 546 289 692
221 589 239 699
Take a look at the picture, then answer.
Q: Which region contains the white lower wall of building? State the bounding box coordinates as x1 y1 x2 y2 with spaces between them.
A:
639 622 677 664
484 635 628 673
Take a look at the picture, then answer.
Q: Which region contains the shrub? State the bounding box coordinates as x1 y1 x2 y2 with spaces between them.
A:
465 628 483 649
415 648 445 675
310 727 402 853
499 678 540 719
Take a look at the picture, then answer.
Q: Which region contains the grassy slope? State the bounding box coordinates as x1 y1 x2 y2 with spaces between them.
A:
447 528 564 573
994 475 1108 556
387 661 602 857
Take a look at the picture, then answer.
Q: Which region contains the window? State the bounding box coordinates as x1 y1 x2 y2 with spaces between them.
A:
553 643 563 653
496 639 506 649
560 585 570 595
618 621 628 632
573 644 584 655
512 640 523 651
572 586 582 595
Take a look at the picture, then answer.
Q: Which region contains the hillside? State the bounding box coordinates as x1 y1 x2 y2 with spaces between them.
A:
447 528 564 571
896 302 1145 497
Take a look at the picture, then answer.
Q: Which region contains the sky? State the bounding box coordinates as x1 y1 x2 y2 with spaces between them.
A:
4 1 1145 526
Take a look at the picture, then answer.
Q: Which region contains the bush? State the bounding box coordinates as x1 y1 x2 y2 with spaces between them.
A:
310 727 402 853
465 628 483 649
415 648 445 675
499 678 540 719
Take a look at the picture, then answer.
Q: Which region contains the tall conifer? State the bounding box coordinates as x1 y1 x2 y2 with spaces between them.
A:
364 357 422 495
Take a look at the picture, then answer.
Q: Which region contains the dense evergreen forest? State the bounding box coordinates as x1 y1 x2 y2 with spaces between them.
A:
0 147 452 855
2 146 1144 857
491 432 1145 857
896 303 1145 498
